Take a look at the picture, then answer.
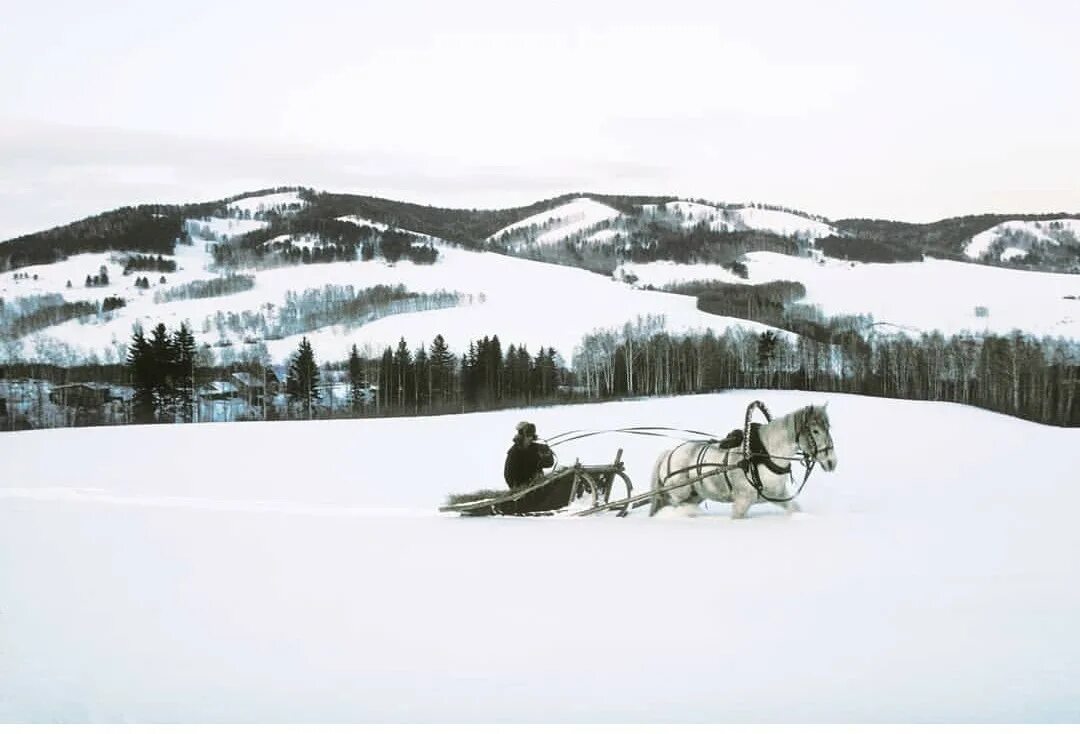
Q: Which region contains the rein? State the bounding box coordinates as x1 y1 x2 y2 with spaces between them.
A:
545 426 723 447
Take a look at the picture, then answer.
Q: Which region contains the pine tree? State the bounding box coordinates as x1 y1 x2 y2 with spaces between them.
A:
393 338 414 410
429 334 454 407
348 343 365 413
174 322 196 422
148 322 175 420
286 337 320 419
487 335 503 403
533 346 558 399
414 344 429 410
126 326 155 423
462 342 479 406
505 344 518 402
378 346 393 414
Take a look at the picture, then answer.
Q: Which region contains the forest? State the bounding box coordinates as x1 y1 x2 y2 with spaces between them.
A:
2 316 1075 430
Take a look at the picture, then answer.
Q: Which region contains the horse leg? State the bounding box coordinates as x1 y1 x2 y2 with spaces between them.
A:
650 482 698 516
731 485 755 519
649 488 669 517
770 484 801 513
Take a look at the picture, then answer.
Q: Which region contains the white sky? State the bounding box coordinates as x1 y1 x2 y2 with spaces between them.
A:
2 0 1078 240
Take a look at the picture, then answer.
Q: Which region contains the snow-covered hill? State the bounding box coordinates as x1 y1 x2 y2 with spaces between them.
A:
643 201 837 240
5 190 1080 369
964 218 1080 261
3 232 768 364
488 196 622 247
489 198 835 253
618 251 1080 339
2 390 1078 722
226 190 307 215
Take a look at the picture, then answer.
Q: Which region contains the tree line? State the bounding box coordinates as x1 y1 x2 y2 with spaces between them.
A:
368 334 564 415
0 207 188 271
0 293 122 339
153 274 255 303
123 254 177 274
3 317 1077 430
572 318 1078 427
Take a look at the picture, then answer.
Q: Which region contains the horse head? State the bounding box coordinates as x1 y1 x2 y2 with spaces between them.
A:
796 404 837 472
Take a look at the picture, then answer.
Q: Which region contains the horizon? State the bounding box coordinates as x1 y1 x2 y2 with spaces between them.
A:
3 0 1079 240
5 180 1080 243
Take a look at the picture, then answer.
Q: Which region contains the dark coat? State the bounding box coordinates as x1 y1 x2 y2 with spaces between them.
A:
504 440 555 488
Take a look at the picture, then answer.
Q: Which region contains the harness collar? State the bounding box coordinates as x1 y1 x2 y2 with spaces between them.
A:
742 422 792 476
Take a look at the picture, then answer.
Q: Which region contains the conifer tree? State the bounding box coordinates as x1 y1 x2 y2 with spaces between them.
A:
414 344 429 410
393 338 413 410
127 326 155 423
286 337 320 419
174 322 196 421
429 334 454 407
348 343 365 413
148 322 175 420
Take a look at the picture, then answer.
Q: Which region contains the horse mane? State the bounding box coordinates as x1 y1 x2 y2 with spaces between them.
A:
793 404 830 433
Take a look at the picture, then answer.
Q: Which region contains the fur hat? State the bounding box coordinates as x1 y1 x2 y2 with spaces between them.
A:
515 421 536 438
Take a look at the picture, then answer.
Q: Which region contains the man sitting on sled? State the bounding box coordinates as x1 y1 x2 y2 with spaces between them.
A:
504 421 555 489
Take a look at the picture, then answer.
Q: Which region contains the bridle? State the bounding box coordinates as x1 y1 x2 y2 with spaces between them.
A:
793 407 834 464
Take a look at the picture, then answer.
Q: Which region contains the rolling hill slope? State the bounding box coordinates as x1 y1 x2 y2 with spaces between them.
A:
3 189 1080 369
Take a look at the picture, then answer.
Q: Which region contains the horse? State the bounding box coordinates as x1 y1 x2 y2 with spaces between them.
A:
648 403 837 519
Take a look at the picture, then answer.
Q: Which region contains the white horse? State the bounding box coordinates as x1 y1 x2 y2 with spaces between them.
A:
649 404 837 519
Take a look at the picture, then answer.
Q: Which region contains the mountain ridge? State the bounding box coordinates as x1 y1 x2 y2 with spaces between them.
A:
3 186 1079 274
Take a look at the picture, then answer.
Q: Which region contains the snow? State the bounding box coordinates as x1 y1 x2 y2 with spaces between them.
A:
11 233 1080 366
8 205 1080 368
336 214 390 231
730 206 837 239
585 227 622 244
641 201 837 240
334 216 443 245
226 191 307 213
190 216 269 239
643 200 723 222
257 249 771 363
619 251 1080 339
2 390 1078 722
12 196 1079 369
964 218 1080 260
14 242 768 364
489 197 621 246
1 253 127 299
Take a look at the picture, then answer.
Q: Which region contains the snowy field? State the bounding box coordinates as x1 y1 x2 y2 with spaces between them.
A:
7 237 769 364
2 390 1078 723
619 252 1080 339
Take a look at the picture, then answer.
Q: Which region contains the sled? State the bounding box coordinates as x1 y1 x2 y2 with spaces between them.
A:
439 449 636 517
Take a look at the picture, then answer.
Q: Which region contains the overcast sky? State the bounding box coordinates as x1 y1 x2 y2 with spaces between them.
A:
1 0 1077 240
